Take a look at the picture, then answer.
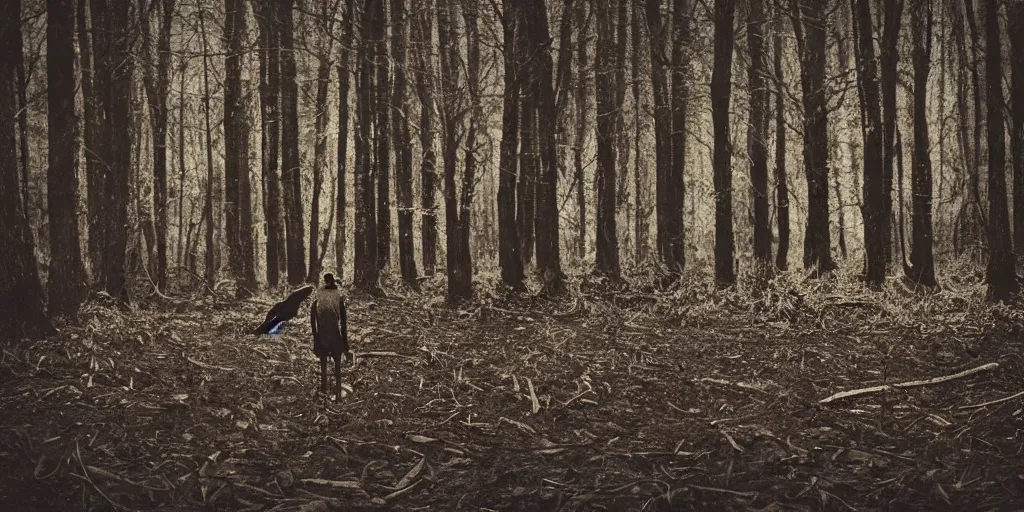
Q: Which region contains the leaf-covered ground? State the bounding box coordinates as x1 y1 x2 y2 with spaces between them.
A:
2 271 1024 511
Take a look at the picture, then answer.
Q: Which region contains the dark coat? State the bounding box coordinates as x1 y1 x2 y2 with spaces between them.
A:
310 286 348 359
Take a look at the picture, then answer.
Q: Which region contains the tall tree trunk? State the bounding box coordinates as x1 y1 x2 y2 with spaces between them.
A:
498 0 524 288
47 0 87 318
665 0 690 275
1 0 53 338
984 0 1017 301
225 0 255 296
198 5 217 289
140 0 176 291
78 0 104 279
336 0 354 278
354 0 380 294
279 0 306 284
791 0 834 276
594 0 620 278
747 0 770 268
574 1 589 261
774 12 789 271
412 0 438 277
908 0 936 286
257 0 285 286
711 0 736 287
518 18 538 268
647 0 670 264
1010 2 1024 265
15 5 31 233
438 0 472 301
632 0 645 264
392 0 418 286
879 0 903 265
530 0 564 295
853 0 886 287
373 0 391 272
92 0 134 303
964 0 987 245
308 0 337 283
613 0 629 254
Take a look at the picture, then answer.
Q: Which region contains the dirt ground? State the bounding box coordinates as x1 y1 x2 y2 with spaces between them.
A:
1 278 1023 511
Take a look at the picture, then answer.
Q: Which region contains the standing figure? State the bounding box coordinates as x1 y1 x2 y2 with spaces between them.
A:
310 273 350 399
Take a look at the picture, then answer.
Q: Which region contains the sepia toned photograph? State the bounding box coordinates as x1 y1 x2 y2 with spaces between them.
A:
1 0 1023 509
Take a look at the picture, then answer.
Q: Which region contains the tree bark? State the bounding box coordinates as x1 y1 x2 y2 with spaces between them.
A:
498 0 524 289
354 0 381 294
93 0 134 303
224 0 255 296
711 0 735 287
392 0 418 287
77 0 104 279
0 0 53 339
256 0 285 287
852 0 886 287
574 1 589 262
336 0 354 279
307 0 338 284
791 0 834 276
747 0 770 268
279 0 306 284
594 0 620 278
774 12 789 271
879 0 903 266
198 5 217 289
373 0 391 272
632 0 646 264
984 0 1018 301
529 0 564 295
908 0 936 287
412 1 438 277
665 0 690 275
1010 2 1024 265
647 0 670 264
140 0 176 291
46 0 87 318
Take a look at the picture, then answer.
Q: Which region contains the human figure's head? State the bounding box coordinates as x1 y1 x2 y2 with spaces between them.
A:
323 273 337 287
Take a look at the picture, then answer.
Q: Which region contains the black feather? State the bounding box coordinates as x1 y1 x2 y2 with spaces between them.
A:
253 285 315 335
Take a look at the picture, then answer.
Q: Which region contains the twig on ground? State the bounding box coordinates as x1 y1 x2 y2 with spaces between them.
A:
959 390 1024 410
819 363 999 404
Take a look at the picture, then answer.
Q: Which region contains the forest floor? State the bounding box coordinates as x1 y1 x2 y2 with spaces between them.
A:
2 268 1024 511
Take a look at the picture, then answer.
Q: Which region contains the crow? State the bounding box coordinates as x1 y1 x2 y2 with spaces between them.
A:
310 273 350 400
252 285 315 335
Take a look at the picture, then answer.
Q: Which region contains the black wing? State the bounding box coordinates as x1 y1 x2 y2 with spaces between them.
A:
252 285 316 335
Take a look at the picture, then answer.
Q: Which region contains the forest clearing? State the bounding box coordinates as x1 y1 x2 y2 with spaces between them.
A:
2 270 1023 511
5 0 1024 509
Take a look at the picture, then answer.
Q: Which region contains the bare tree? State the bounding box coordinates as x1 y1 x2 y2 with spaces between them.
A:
256 0 286 286
354 0 381 294
393 0 419 286
498 0 524 289
595 0 621 278
224 0 256 296
280 0 307 284
412 0 439 277
335 0 354 279
373 0 391 272
774 8 789 271
747 0 770 270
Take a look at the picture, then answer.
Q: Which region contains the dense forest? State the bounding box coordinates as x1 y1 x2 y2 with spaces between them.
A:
3 0 1024 509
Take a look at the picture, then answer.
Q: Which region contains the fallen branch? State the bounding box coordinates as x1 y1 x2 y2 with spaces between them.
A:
959 390 1024 410
819 363 999 404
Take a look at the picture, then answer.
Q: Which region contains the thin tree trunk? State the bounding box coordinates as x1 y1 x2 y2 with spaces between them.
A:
224 0 254 296
374 0 391 272
177 56 187 269
880 0 903 266
774 9 789 271
791 0 834 276
1 0 53 339
908 0 936 286
392 0 418 286
748 0 770 268
47 0 87 318
984 0 1017 301
498 0 524 288
518 21 538 268
647 0 670 264
257 0 285 286
594 0 620 278
308 0 336 283
712 0 736 287
853 0 886 287
279 0 305 284
15 9 31 229
666 0 689 275
198 5 217 289
412 0 438 277
78 0 104 278
574 1 589 262
354 0 381 294
336 0 354 279
632 0 645 264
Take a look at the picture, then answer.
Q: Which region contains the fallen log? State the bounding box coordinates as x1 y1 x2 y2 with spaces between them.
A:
819 363 999 404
